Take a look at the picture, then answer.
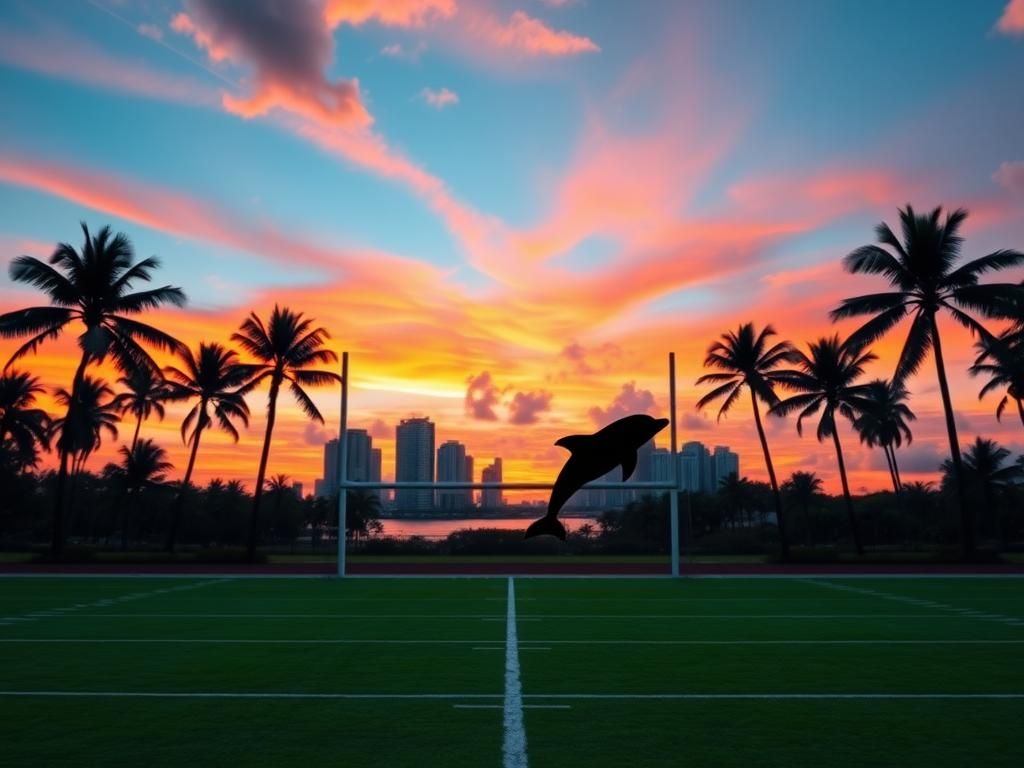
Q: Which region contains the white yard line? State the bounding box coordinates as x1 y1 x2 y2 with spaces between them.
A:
503 577 528 768
57 612 972 620
0 690 1021 701
3 638 1023 645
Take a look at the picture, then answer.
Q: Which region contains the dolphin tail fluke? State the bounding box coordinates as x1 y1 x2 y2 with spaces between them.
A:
524 515 567 541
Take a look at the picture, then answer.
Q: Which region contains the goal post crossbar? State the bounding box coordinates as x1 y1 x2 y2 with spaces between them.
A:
340 481 678 491
335 351 682 577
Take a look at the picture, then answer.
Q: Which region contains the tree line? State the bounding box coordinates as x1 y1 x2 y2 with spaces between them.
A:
695 206 1023 560
0 224 340 559
1 207 1022 560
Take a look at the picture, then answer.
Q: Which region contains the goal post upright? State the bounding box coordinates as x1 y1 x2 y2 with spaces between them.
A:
669 352 680 577
337 351 349 578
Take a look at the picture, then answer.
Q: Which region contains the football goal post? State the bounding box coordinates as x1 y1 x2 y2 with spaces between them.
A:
334 351 682 576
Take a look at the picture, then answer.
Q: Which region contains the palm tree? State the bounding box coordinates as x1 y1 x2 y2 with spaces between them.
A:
162 342 252 552
51 376 119 474
942 438 1023 546
696 323 796 557
970 333 1024 427
781 471 824 546
232 305 340 560
0 370 51 470
851 379 915 493
111 366 175 451
831 206 1024 556
771 336 875 556
103 439 173 551
345 487 383 543
0 223 186 554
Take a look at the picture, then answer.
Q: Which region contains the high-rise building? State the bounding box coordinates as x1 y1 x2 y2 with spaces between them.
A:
680 441 711 493
370 448 382 483
464 455 475 507
346 429 371 482
437 440 470 509
317 430 374 498
651 447 672 484
396 418 435 511
711 445 740 491
321 438 340 497
481 458 503 508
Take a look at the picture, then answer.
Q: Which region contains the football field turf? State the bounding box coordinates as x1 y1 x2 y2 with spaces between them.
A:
1 575 1021 766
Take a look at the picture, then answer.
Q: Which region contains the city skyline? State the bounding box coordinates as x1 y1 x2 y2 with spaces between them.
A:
312 415 741 509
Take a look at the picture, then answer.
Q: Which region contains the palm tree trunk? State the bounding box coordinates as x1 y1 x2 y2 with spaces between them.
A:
166 417 205 553
889 445 903 493
930 314 972 557
749 390 789 559
130 412 143 452
882 445 899 494
1017 398 1024 429
51 353 91 557
248 374 281 561
831 423 863 556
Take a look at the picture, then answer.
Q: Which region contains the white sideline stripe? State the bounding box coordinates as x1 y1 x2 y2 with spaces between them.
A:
1 579 231 628
74 618 505 622
503 577 528 768
62 612 974 620
456 704 570 710
1 690 1021 701
3 638 1024 646
808 579 1022 627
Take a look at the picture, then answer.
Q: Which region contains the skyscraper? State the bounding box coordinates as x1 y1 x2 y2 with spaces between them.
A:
464 454 474 507
680 441 711 493
347 429 371 482
396 418 435 511
370 448 382 483
481 458 503 508
318 429 374 498
437 440 470 509
712 445 740 491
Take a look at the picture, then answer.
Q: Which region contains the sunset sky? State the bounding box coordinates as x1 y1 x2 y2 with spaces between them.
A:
2 0 1023 499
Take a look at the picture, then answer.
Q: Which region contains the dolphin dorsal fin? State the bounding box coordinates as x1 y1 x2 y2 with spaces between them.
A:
620 451 638 481
554 434 591 453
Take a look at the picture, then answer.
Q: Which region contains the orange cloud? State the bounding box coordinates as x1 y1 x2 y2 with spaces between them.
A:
996 0 1024 34
172 2 371 128
324 0 456 28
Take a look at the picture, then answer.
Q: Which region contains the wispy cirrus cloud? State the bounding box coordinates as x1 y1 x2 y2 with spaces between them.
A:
420 86 459 108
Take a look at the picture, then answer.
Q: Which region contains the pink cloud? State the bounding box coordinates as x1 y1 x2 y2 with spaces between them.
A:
325 0 455 28
993 160 1024 195
420 86 459 108
466 372 502 420
509 390 553 424
172 1 371 127
589 382 658 427
463 8 598 57
996 0 1024 34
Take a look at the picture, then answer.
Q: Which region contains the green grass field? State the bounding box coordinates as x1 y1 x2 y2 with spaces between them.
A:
1 575 1022 767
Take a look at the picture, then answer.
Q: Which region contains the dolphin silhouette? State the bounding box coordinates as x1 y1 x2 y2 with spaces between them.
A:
525 414 670 540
